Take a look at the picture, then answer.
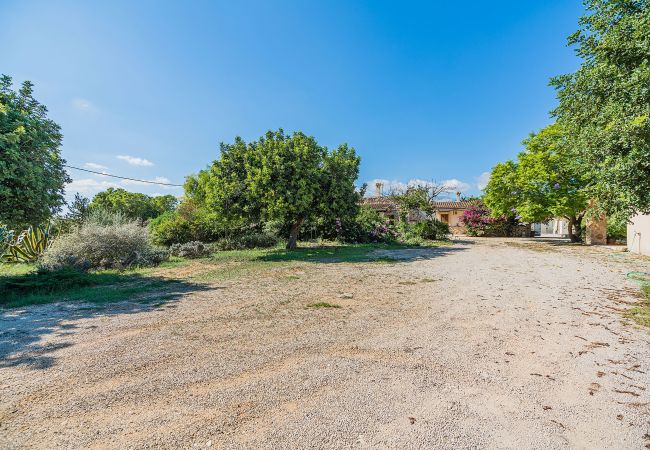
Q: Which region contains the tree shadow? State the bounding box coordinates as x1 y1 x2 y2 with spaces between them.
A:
0 275 211 370
258 243 469 264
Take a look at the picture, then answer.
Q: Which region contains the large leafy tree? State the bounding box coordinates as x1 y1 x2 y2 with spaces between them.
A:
551 0 650 216
89 188 178 221
187 129 360 249
484 124 589 241
0 75 70 229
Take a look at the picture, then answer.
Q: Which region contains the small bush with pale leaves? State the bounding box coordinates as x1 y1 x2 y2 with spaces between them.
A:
40 220 167 271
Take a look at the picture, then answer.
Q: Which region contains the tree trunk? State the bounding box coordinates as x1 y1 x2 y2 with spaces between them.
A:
568 216 582 242
286 218 304 250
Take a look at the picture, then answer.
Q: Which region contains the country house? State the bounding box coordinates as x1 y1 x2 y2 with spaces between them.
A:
361 185 471 235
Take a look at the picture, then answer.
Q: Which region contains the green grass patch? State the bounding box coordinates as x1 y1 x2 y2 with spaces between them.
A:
625 285 650 329
306 302 341 308
0 262 37 276
0 267 187 309
259 242 430 264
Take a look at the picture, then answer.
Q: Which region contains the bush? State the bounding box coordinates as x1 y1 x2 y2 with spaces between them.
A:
214 232 279 250
169 241 212 258
411 219 450 240
460 202 518 237
40 219 167 271
149 203 227 245
339 205 398 243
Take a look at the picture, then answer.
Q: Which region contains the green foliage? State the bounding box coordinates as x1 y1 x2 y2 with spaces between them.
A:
149 200 226 245
89 188 178 222
607 211 628 241
1 224 53 263
0 75 70 229
340 205 397 243
484 124 589 240
551 0 650 216
66 193 90 224
187 129 360 249
214 232 279 251
410 219 450 240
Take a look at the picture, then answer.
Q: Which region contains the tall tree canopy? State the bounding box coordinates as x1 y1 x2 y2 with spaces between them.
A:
551 0 650 216
484 124 589 241
0 75 70 229
89 188 178 222
186 129 360 249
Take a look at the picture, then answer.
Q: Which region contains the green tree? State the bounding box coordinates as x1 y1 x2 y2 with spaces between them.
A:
551 0 650 216
89 188 177 221
65 193 90 224
0 75 70 228
187 129 360 249
484 124 589 241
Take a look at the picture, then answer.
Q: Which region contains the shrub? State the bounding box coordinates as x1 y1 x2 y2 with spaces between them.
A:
411 219 450 240
40 219 167 271
460 202 518 237
149 203 227 245
340 205 398 243
214 232 279 250
169 241 212 258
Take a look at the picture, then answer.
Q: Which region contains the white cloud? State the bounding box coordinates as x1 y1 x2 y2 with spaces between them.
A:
121 176 173 187
66 178 119 194
365 178 471 196
476 171 491 190
117 155 154 167
71 98 96 112
366 179 407 196
83 162 108 171
440 179 471 193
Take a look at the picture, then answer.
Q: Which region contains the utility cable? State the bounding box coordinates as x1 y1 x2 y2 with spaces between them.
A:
64 164 183 187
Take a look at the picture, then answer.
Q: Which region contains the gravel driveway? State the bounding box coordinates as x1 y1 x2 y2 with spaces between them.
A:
1 238 649 449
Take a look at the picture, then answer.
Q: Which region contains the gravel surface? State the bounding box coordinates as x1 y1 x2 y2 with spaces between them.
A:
1 238 649 449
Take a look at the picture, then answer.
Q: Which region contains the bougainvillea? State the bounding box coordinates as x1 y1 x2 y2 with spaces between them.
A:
460 202 519 237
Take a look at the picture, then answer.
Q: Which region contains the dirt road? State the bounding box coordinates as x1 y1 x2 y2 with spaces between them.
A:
1 238 649 449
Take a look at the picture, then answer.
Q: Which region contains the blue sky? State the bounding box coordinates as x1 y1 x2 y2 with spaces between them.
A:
1 0 584 201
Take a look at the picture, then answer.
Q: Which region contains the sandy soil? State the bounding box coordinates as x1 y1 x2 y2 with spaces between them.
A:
1 238 649 449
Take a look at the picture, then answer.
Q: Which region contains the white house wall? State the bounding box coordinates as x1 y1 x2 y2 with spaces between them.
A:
628 214 650 256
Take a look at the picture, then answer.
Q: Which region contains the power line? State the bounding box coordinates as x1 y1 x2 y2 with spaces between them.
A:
64 165 183 187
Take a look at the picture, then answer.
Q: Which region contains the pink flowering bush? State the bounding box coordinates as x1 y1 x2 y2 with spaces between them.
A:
460 202 518 237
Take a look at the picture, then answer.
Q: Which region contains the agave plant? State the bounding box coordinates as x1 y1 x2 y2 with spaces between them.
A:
2 225 54 263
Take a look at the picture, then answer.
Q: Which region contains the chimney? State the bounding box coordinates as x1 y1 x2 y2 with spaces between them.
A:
456 191 461 202
375 182 383 197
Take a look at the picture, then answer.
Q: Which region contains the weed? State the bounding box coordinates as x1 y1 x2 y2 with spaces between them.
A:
625 285 650 329
371 256 398 263
307 302 341 308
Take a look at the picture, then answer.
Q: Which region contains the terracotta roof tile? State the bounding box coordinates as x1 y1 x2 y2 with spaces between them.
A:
433 200 473 209
361 197 472 211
